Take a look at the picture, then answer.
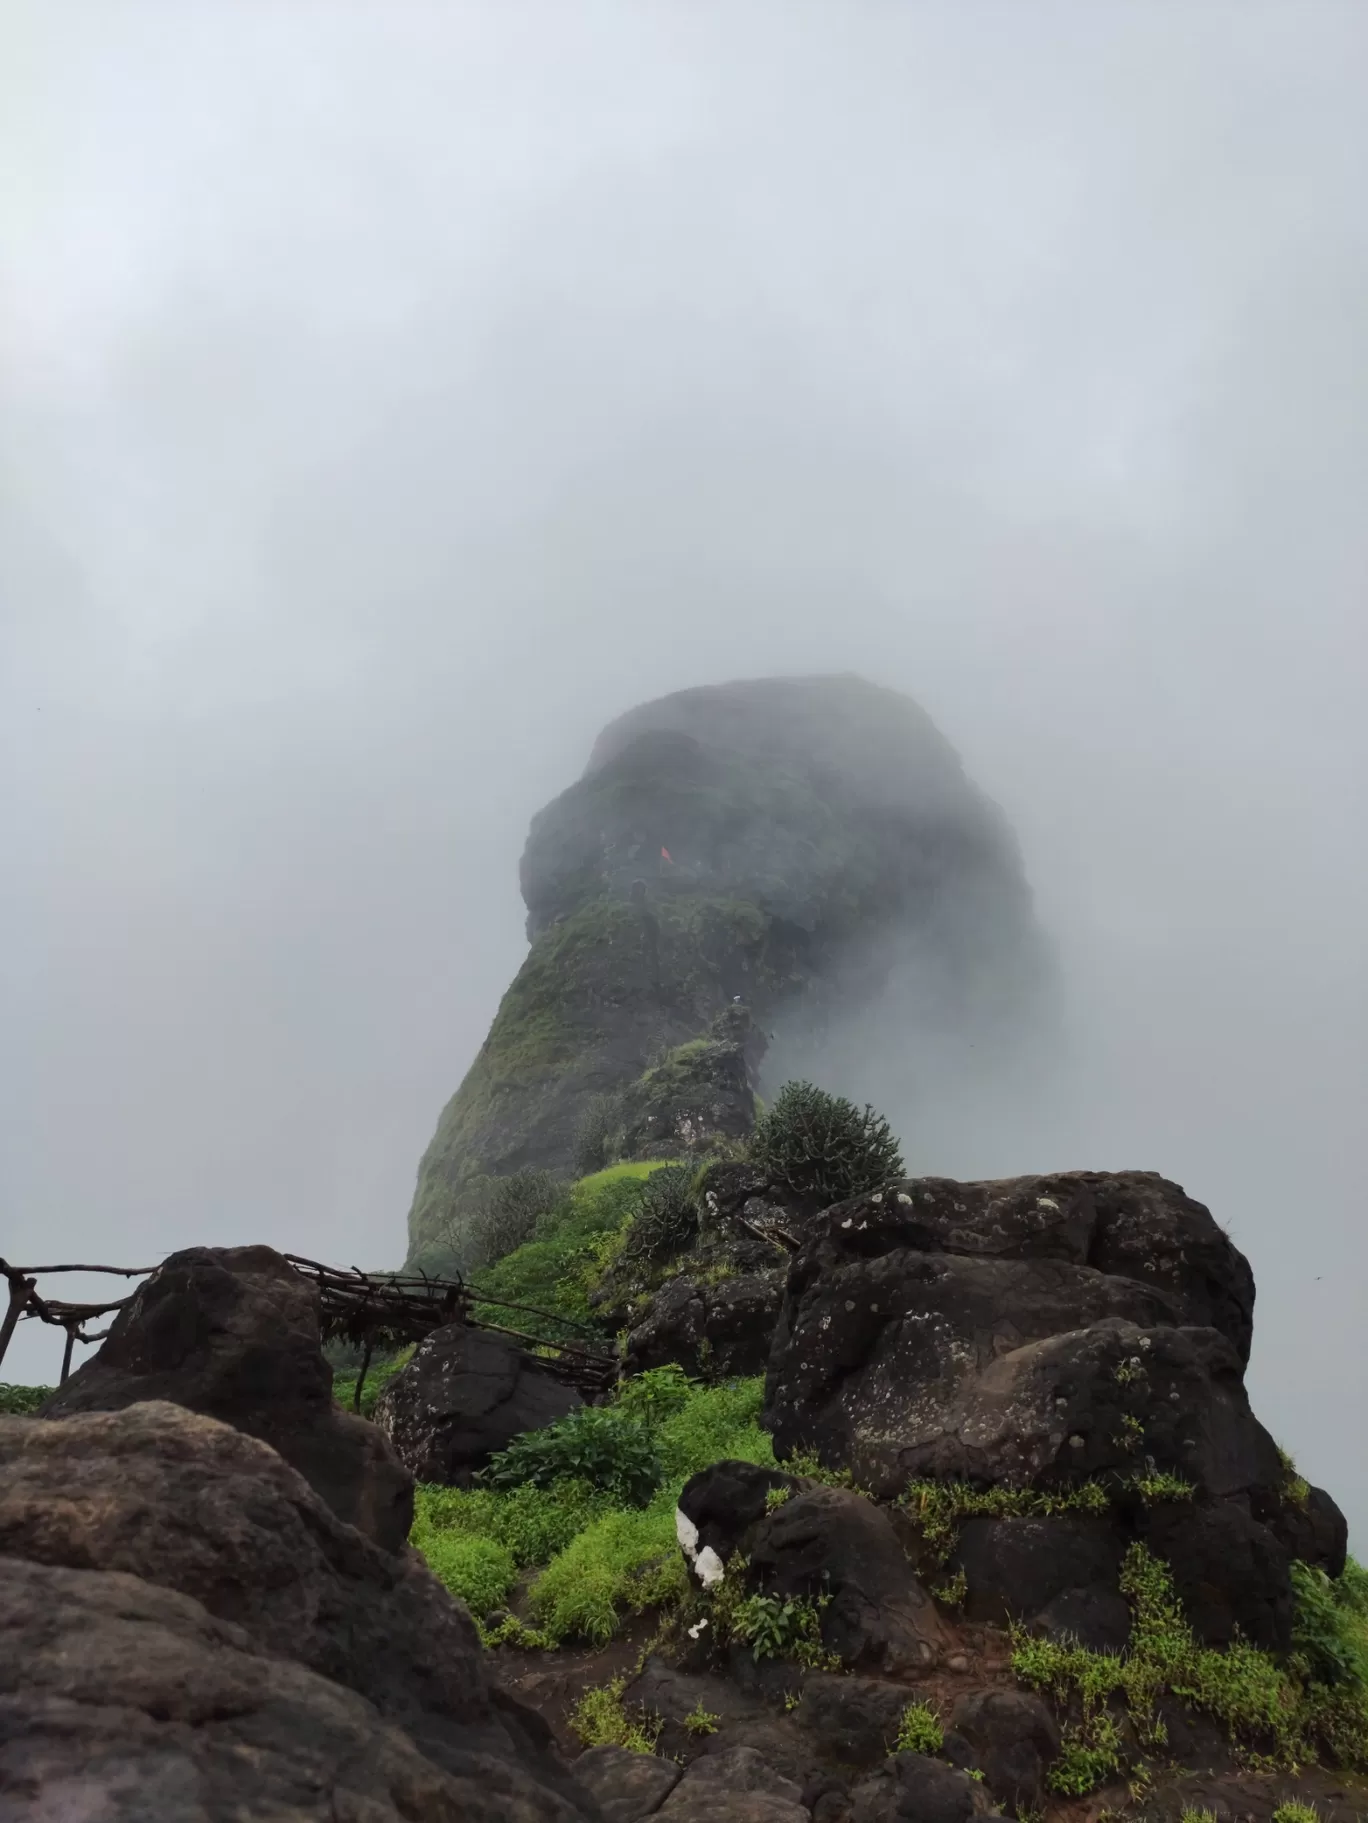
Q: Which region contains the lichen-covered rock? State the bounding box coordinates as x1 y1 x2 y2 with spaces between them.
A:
656 1746 808 1822
946 1690 1059 1814
405 676 1050 1270
615 1006 764 1161
38 1244 414 1551
849 1752 1001 1823
623 1271 784 1380
762 1170 1345 1655
573 1744 681 1822
374 1322 582 1485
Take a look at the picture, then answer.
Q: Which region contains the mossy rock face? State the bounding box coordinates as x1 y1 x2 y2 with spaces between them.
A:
405 675 1047 1268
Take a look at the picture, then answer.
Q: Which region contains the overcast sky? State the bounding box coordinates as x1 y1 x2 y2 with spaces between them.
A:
2 2 1364 1535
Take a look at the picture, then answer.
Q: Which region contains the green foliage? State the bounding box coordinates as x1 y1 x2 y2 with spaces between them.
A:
0 1384 51 1415
765 1485 793 1513
894 1700 945 1755
1012 1542 1368 1794
731 1592 841 1670
452 1168 573 1274
420 1533 517 1616
573 1092 624 1177
933 1568 969 1607
617 1164 699 1270
1279 1447 1313 1508
749 1079 904 1206
1271 1805 1320 1823
780 1449 871 1495
484 1405 665 1508
1291 1557 1368 1688
684 1700 721 1736
1127 1470 1196 1503
901 1477 1110 1562
411 1371 776 1649
568 1676 662 1754
470 1161 675 1340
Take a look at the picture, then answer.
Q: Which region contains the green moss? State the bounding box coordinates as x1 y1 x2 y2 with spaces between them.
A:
0 1384 52 1415
900 1478 1110 1562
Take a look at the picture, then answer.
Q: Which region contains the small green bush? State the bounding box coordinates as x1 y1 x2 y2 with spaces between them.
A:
749 1080 904 1206
412 1477 611 1567
572 1094 624 1178
567 1676 661 1753
484 1405 664 1508
894 1700 945 1755
331 1344 414 1419
1291 1557 1368 1688
731 1592 841 1669
420 1533 517 1616
0 1384 52 1415
529 1503 686 1644
1271 1804 1320 1823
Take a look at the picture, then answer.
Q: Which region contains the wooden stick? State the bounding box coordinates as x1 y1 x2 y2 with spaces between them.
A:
59 1326 76 1384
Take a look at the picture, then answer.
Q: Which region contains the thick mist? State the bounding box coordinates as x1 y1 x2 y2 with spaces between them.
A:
2 5 1364 1534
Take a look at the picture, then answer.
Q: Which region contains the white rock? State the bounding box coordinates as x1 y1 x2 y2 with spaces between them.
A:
695 1546 726 1588
675 1507 700 1559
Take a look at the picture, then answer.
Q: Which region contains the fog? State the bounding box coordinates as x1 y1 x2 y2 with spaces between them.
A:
2 3 1364 1534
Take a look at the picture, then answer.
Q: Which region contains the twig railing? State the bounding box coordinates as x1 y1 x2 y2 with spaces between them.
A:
0 1253 618 1400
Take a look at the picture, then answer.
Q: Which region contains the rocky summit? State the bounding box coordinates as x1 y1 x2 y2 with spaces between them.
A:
403 675 1050 1272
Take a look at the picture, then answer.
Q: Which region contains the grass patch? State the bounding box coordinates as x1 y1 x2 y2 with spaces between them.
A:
411 1370 775 1647
1011 1544 1368 1794
568 1676 662 1754
895 1700 945 1755
470 1162 677 1340
900 1478 1111 1562
330 1344 414 1419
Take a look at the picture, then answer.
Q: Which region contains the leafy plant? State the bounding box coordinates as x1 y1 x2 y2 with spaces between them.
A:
901 1477 1109 1563
731 1592 841 1670
0 1383 51 1415
933 1568 968 1607
484 1406 664 1508
1271 1805 1320 1823
1291 1557 1368 1688
683 1701 721 1736
765 1485 794 1513
894 1700 944 1755
749 1080 904 1206
568 1676 662 1754
614 1363 695 1429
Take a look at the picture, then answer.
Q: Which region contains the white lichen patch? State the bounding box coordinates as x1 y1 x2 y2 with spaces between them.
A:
695 1546 725 1588
675 1507 700 1557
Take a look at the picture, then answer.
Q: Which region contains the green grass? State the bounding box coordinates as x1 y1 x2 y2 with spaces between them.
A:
0 1384 52 1415
1011 1544 1368 1793
469 1162 678 1340
567 1676 663 1753
330 1344 414 1419
895 1700 946 1755
412 1370 775 1644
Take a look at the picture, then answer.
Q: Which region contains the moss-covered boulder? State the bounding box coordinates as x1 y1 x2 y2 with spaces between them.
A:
405 675 1047 1270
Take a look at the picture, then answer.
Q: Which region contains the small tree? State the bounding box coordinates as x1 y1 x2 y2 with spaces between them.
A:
444 1168 571 1273
749 1080 904 1206
618 1165 699 1269
572 1092 623 1177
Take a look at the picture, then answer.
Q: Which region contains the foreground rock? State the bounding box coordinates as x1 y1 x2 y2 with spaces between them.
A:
763 1171 1346 1650
39 1243 413 1551
375 1321 582 1485
0 1555 583 1823
623 1270 784 1380
0 1402 597 1819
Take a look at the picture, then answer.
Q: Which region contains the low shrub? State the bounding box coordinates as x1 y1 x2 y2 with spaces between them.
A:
617 1164 699 1270
0 1384 51 1415
748 1079 903 1206
730 1592 841 1670
1291 1557 1368 1689
330 1344 414 1419
484 1405 664 1508
567 1676 661 1754
894 1700 945 1756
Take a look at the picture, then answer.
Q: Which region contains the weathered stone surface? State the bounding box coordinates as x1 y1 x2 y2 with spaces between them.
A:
657 1746 808 1822
677 1459 803 1578
624 1271 784 1380
574 1744 681 1821
1136 1498 1294 1650
374 1321 582 1485
951 1514 1124 1629
793 1674 917 1766
948 1690 1059 1813
1032 1581 1134 1653
0 1554 593 1823
849 1751 999 1823
39 1244 413 1552
0 1402 588 1809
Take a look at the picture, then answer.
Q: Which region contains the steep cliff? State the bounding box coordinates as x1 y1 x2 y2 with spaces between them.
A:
405 675 1049 1271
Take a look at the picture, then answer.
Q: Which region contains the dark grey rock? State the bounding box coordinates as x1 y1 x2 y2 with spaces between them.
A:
38 1244 414 1552
849 1752 999 1823
574 1745 680 1821
374 1321 582 1486
948 1690 1059 1813
624 1271 784 1380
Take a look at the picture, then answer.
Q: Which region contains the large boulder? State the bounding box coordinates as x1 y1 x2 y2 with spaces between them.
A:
0 1401 590 1812
762 1170 1345 1655
676 1460 947 1675
623 1271 784 1380
849 1752 1001 1823
374 1321 582 1485
0 1554 590 1823
38 1243 413 1552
